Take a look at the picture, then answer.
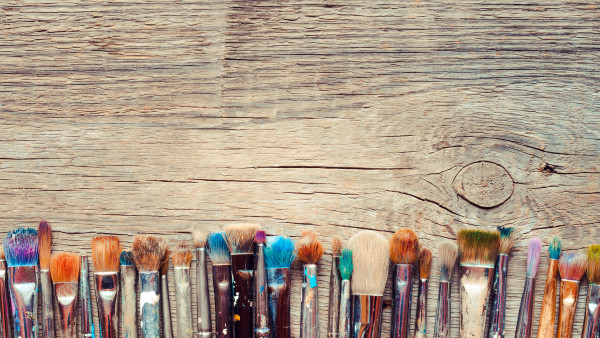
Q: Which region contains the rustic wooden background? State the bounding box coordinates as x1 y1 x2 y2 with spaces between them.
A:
1 0 599 336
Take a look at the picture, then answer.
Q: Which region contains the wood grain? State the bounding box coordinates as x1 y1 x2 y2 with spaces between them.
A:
1 0 599 336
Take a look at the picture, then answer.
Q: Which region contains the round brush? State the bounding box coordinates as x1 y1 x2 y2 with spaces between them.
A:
389 229 419 338
297 231 324 338
515 238 542 338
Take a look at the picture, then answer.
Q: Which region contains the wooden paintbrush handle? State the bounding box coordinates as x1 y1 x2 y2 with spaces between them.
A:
557 280 580 338
537 259 558 338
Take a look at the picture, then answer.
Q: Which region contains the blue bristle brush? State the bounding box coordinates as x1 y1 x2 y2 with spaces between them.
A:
264 236 296 338
207 232 233 338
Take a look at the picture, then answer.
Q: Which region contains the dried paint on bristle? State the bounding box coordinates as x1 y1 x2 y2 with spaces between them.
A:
120 251 134 266
132 235 167 272
586 245 600 284
192 225 208 248
50 252 81 283
457 229 500 267
438 240 458 281
38 220 52 270
254 231 266 244
160 249 170 276
558 251 587 281
332 237 342 256
296 231 324 264
497 226 515 254
549 236 562 260
339 248 353 280
264 236 296 269
348 230 390 296
390 229 420 264
4 227 39 267
91 236 121 273
207 232 231 265
172 242 193 267
419 248 432 279
224 223 260 254
526 238 542 278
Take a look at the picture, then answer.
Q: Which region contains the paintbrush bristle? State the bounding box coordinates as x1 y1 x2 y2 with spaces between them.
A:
38 220 52 270
586 245 600 284
4 227 39 267
0 246 4 260
296 231 324 264
497 226 515 254
332 237 342 256
132 235 167 272
438 240 458 281
264 236 296 269
419 248 432 279
526 238 542 277
558 251 587 281
224 223 260 254
549 236 562 260
390 229 420 265
348 230 389 296
339 248 353 280
160 249 170 276
91 236 121 273
457 229 500 267
207 232 231 265
172 242 192 267
192 225 208 248
254 231 266 244
50 252 80 283
120 251 134 266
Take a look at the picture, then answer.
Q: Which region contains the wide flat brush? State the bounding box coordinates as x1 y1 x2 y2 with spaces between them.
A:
433 240 458 338
347 230 389 338
192 227 212 337
91 236 121 338
338 248 352 338
0 246 11 338
225 223 260 338
389 229 419 338
172 243 193 338
515 238 542 338
160 249 173 338
50 252 80 338
208 232 233 338
536 236 562 338
582 245 600 338
254 231 270 337
297 231 324 338
120 251 137 338
489 226 515 338
79 255 94 337
327 238 342 338
39 220 55 338
556 251 587 338
264 236 296 338
414 248 432 338
3 227 39 338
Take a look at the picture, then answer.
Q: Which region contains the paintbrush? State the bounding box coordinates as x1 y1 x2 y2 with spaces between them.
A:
192 227 212 337
172 243 193 338
120 251 137 338
489 226 515 338
79 255 94 338
433 240 458 338
133 235 167 338
327 238 342 338
92 236 121 338
457 228 500 338
50 252 80 338
348 230 389 338
297 231 324 338
224 223 260 338
264 236 296 338
160 248 173 338
254 231 270 337
390 229 419 338
536 236 562 338
515 238 542 338
415 248 432 338
3 227 39 338
39 220 56 338
0 245 11 338
208 232 233 338
338 248 352 338
582 245 600 338
556 251 587 338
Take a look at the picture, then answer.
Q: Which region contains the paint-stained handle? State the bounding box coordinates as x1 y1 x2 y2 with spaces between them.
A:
0 263 12 338
557 280 580 338
414 279 428 338
327 256 341 338
489 254 509 338
300 264 319 338
79 256 94 338
338 280 351 338
8 265 39 338
515 277 536 338
120 265 137 338
433 281 451 338
213 265 233 338
231 254 256 338
139 271 161 338
352 295 383 338
254 244 270 337
267 268 291 338
390 264 413 338
196 248 212 336
582 283 600 338
537 259 558 338
174 268 193 338
459 266 494 338
54 282 78 338
160 274 173 338
40 270 56 338
95 273 119 338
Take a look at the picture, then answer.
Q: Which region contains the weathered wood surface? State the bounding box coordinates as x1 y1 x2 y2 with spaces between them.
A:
1 0 599 336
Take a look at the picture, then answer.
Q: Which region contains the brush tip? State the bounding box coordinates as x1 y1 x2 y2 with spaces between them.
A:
254 231 266 244
91 236 121 273
50 252 80 283
587 245 600 284
0 245 4 260
438 240 458 280
160 249 170 275
3 227 39 267
264 236 296 269
498 226 516 254
224 223 260 253
192 225 208 248
172 242 192 267
332 237 342 256
207 232 231 264
419 248 432 279
390 229 420 264
558 251 587 281
339 248 353 280
526 238 542 277
549 236 562 260
38 220 52 269
296 230 324 264
132 235 167 272
120 251 134 266
457 228 500 267
348 230 389 296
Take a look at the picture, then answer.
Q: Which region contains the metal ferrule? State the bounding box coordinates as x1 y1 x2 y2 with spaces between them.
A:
94 272 119 338
0 260 11 338
8 265 38 338
414 278 428 338
352 294 383 338
139 271 161 338
161 274 173 338
54 282 78 338
195 248 212 336
266 267 291 338
489 254 509 338
327 255 341 338
231 253 256 338
213 264 233 338
390 264 413 338
515 277 536 338
537 259 558 338
433 281 451 338
459 265 495 338
174 267 193 338
40 269 55 338
79 256 94 338
300 264 319 338
338 279 351 338
254 244 270 338
120 265 137 338
557 279 581 338
582 283 600 338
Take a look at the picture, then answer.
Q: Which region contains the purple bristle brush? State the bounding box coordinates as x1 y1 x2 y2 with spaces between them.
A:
515 238 542 338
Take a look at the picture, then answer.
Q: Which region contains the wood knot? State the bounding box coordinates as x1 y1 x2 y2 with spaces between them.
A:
453 161 514 208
